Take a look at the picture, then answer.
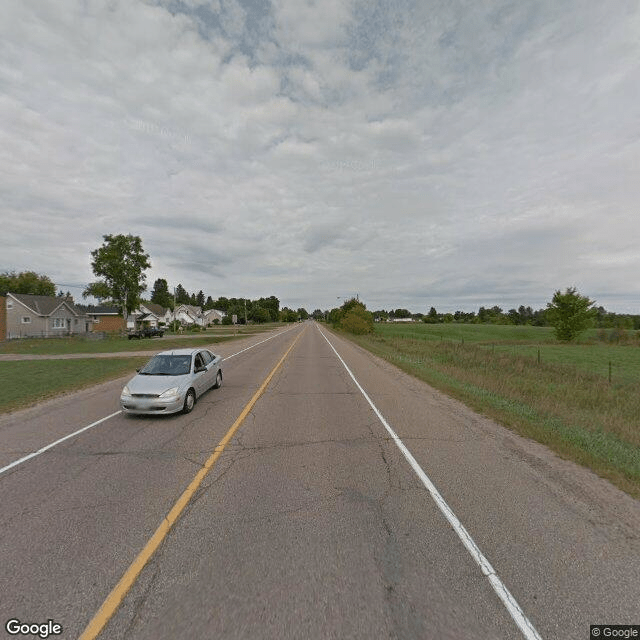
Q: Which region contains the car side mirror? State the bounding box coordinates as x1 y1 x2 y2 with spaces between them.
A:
195 365 206 373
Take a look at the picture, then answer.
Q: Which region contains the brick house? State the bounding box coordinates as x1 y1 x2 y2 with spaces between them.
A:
78 304 125 333
4 293 90 339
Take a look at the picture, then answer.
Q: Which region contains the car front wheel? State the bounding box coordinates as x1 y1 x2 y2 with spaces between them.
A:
182 389 196 413
213 370 223 389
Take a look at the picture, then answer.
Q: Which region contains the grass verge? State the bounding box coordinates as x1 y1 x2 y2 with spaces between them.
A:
0 357 148 414
0 324 285 355
342 325 640 498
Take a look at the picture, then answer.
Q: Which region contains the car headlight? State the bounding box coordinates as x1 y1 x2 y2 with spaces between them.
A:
159 387 180 398
122 385 131 397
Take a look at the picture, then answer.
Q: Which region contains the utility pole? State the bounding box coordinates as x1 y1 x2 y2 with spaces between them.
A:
244 299 247 325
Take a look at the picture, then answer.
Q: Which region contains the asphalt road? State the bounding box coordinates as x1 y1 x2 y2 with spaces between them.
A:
0 322 638 639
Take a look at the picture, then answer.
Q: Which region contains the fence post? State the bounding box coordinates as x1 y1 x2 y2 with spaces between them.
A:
609 361 612 384
537 347 540 364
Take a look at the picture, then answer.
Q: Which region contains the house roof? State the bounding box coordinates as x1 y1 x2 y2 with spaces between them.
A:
137 312 159 321
176 304 202 316
143 302 168 316
9 293 79 317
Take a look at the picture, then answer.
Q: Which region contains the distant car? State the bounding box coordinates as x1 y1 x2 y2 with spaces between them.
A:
128 326 164 339
120 348 223 415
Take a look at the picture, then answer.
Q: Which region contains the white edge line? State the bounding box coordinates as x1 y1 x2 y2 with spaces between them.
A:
318 327 542 640
0 410 122 477
0 325 299 478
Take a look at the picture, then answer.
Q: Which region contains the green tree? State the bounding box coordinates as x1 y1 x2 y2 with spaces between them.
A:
255 296 280 321
251 306 270 323
297 307 309 320
280 307 298 322
174 284 190 304
196 290 205 307
150 278 174 310
340 299 374 334
424 306 439 323
83 234 151 320
212 297 229 312
546 287 597 341
0 270 56 296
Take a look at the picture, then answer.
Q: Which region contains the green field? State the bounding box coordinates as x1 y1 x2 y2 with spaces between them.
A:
0 324 284 355
377 323 640 384
343 322 640 498
0 358 148 414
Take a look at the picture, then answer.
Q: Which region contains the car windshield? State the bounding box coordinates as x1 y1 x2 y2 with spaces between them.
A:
139 355 192 376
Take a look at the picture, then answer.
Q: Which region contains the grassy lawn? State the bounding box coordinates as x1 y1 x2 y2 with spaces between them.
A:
0 323 285 355
0 357 148 414
342 323 640 498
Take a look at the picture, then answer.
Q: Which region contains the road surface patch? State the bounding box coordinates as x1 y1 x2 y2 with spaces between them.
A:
319 327 542 640
79 328 304 640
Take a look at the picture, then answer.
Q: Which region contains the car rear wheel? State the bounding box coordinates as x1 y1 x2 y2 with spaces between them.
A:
183 389 196 414
213 370 223 389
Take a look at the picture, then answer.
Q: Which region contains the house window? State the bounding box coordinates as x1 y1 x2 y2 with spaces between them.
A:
52 318 65 329
22 316 31 324
7 301 12 309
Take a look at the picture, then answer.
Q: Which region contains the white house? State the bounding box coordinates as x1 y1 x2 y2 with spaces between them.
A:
127 302 170 329
173 304 204 326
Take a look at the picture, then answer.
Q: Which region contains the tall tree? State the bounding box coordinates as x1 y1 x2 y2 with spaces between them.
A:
150 278 174 310
256 296 280 322
174 284 190 304
196 290 205 307
83 234 151 320
0 271 56 296
546 287 597 341
212 296 229 312
251 306 270 323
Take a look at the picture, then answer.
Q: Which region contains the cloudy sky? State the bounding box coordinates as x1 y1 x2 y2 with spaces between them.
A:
2 0 639 314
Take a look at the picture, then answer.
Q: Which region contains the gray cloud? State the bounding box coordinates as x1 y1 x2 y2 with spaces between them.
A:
1 0 639 312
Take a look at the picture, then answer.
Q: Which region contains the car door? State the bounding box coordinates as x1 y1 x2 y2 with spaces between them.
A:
200 350 216 388
193 352 208 397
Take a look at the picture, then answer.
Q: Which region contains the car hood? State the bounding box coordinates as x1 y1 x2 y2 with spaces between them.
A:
125 374 190 395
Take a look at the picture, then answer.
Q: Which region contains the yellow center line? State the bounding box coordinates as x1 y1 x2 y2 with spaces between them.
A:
80 327 305 640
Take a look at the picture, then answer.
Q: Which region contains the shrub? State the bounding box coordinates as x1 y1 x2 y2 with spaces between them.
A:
341 305 374 335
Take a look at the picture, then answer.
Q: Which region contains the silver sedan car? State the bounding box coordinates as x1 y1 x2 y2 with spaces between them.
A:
120 348 223 415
